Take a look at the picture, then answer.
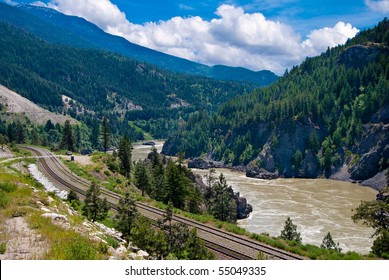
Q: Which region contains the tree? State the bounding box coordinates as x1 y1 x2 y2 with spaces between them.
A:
90 118 100 149
353 186 389 258
82 182 109 222
371 230 389 259
134 160 151 196
158 201 174 253
115 191 138 241
61 120 74 151
280 217 302 243
101 117 110 153
352 186 389 237
118 134 133 178
162 160 189 209
185 228 214 260
210 174 237 223
321 232 342 252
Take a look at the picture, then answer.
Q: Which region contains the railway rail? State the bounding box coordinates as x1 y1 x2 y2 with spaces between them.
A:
21 145 304 260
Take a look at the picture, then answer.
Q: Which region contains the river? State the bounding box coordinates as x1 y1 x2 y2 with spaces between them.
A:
133 141 377 254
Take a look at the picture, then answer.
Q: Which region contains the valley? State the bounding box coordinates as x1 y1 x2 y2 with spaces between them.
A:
0 1 388 261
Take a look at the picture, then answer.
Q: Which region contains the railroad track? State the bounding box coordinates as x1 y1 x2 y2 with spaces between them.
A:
21 145 304 260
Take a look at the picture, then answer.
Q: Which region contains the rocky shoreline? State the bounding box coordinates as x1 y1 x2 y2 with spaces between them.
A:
188 157 387 191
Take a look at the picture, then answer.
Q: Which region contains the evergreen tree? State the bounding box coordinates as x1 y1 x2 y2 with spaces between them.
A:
115 191 138 241
210 174 237 223
61 120 74 151
82 182 109 222
280 217 302 243
163 160 189 209
321 232 342 252
118 134 133 178
352 186 389 237
101 117 110 153
134 160 151 196
372 230 389 259
90 118 100 149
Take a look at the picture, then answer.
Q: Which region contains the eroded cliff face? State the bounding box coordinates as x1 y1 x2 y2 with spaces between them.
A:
245 106 388 190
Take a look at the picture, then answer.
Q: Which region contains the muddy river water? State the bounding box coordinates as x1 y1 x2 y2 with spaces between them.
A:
133 141 377 254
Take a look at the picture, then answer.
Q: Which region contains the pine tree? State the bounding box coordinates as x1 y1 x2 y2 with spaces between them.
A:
280 217 302 243
118 134 133 178
82 182 109 222
321 232 342 252
134 160 151 196
61 120 74 151
211 173 237 223
101 117 110 153
115 191 138 240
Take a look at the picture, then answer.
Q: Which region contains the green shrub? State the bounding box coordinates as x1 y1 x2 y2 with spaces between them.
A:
0 243 6 254
0 190 10 208
0 182 17 193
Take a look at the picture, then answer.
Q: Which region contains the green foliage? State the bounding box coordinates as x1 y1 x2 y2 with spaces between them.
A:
118 134 132 178
280 217 302 243
209 174 237 223
164 19 389 176
0 242 6 254
352 187 389 237
0 182 18 208
372 230 389 259
0 21 255 141
321 232 342 252
61 120 75 152
82 182 109 222
115 191 138 241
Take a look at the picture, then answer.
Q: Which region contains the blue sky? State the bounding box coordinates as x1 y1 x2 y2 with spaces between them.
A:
3 0 389 74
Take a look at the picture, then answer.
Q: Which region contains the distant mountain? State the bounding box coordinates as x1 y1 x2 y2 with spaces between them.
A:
0 20 256 139
0 3 278 86
163 19 389 189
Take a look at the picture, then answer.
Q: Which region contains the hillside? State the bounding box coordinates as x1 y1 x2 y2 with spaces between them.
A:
0 85 76 125
0 21 256 139
0 3 278 86
163 19 389 189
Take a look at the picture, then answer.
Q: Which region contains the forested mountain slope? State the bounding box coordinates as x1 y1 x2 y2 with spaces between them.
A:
0 22 255 139
163 19 389 189
0 3 278 86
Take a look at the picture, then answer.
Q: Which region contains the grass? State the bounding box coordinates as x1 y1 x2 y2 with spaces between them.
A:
0 162 110 260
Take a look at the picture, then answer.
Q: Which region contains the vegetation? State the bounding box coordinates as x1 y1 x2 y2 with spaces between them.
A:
321 232 342 252
82 182 109 222
280 217 302 243
163 19 389 179
353 186 389 258
0 21 254 141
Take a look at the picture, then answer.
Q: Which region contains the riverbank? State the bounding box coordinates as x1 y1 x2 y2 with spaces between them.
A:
187 157 387 191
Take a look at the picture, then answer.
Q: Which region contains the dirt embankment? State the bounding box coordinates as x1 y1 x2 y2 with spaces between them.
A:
0 84 76 125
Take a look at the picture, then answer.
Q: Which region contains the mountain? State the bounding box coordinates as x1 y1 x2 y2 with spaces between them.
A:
0 3 278 86
163 19 389 189
0 20 257 140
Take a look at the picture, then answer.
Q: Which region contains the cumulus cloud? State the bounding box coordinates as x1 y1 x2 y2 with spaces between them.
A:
36 0 359 74
302 22 359 55
365 0 389 13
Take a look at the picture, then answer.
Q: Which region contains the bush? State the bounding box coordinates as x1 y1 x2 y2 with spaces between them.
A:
0 243 6 254
0 190 10 208
0 182 17 193
372 230 389 259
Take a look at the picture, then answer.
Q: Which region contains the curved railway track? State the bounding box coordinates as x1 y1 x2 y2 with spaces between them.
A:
21 145 304 260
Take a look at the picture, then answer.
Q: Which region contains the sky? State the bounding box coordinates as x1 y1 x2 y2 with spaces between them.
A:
3 0 389 74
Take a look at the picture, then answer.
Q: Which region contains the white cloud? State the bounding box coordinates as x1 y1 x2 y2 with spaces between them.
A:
38 1 359 75
365 0 389 13
302 22 359 55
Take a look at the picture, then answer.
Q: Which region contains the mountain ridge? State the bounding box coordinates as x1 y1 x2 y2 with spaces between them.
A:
162 19 389 189
0 3 278 86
